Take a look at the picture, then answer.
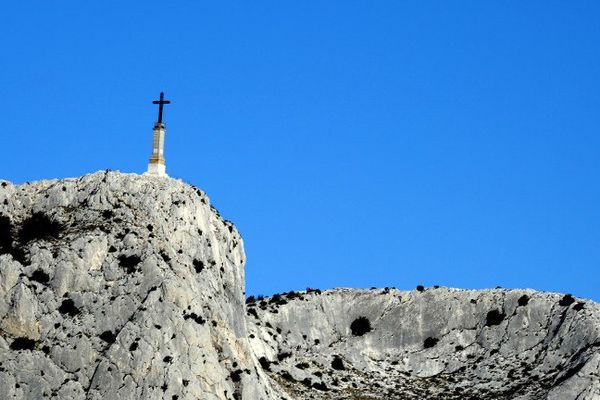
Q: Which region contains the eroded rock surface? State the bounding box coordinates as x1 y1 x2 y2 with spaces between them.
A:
0 172 283 400
246 288 600 399
0 171 598 399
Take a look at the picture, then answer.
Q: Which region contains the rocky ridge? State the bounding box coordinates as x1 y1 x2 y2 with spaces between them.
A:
0 171 598 399
246 288 600 399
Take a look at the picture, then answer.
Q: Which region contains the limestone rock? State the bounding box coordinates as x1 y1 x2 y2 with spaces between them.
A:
0 172 598 399
0 172 283 400
246 288 600 399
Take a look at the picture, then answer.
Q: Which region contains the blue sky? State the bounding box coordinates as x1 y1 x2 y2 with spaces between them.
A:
2 2 599 301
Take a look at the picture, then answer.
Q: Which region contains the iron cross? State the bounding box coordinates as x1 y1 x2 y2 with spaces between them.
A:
152 92 171 124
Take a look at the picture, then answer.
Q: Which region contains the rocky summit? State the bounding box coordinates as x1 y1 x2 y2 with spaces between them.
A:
0 172 598 400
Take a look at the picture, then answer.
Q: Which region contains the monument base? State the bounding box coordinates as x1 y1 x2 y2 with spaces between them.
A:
146 162 167 177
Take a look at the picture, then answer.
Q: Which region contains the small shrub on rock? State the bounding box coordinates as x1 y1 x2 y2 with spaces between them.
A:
312 382 329 391
350 317 372 336
183 312 205 325
18 212 63 244
331 356 345 370
230 369 243 383
258 357 271 371
118 255 141 274
29 269 50 285
424 337 439 349
193 259 204 273
559 294 575 307
58 299 80 317
280 371 295 382
485 310 506 327
10 337 37 351
518 295 530 306
99 330 116 344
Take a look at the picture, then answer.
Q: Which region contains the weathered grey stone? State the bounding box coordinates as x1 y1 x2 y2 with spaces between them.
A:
246 288 600 399
0 171 598 399
0 172 283 400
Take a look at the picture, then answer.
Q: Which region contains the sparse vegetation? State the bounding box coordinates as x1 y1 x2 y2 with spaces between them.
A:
424 337 439 349
331 356 345 370
58 299 80 317
18 212 63 244
559 294 575 307
10 337 37 351
118 254 141 274
518 295 530 306
486 310 506 327
350 317 372 336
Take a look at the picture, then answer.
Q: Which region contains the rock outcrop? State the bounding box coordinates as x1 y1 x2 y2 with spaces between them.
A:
0 172 284 400
0 172 598 399
246 288 600 399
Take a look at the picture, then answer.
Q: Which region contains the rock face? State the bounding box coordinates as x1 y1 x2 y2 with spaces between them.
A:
246 289 600 399
0 172 284 400
0 172 598 400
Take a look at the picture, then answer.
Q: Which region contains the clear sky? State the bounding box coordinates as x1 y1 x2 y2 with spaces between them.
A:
2 2 599 301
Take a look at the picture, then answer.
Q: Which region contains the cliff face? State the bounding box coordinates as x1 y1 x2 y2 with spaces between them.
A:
246 288 600 399
0 172 283 400
0 172 598 400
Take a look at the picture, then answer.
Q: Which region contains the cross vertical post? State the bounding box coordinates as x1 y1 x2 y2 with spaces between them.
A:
152 92 171 124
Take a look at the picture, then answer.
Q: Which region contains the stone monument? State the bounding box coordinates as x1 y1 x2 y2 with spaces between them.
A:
146 92 171 176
